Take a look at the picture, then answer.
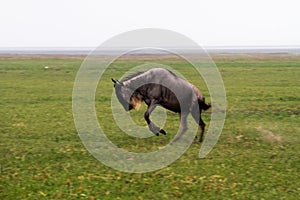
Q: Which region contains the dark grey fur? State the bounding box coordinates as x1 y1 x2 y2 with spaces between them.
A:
112 68 210 142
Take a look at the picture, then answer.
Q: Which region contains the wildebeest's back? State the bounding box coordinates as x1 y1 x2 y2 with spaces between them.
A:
136 68 195 113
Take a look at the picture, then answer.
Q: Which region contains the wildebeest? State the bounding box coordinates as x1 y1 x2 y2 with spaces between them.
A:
112 68 210 143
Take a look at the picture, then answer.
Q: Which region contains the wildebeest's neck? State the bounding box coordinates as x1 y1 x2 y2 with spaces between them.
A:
122 68 177 90
122 71 151 90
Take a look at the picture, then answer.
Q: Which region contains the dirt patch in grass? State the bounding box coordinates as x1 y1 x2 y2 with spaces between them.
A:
256 126 283 142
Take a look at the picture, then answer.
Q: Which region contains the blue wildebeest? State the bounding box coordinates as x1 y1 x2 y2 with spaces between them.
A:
112 68 210 142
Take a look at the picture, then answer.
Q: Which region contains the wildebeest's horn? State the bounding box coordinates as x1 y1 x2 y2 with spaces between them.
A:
111 78 124 86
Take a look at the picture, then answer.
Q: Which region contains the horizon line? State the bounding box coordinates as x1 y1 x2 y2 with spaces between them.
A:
1 45 300 49
1 46 300 55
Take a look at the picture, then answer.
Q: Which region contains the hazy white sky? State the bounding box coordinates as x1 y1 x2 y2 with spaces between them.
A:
1 0 299 47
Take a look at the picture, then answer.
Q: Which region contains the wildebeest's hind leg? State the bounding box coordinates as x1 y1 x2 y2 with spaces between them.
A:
144 100 166 136
172 112 188 143
191 109 206 143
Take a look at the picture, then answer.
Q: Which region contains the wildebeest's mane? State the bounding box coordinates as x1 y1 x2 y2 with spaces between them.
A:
165 69 177 77
121 69 177 82
121 71 145 82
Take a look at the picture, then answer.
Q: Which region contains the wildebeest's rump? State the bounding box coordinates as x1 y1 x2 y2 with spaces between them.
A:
112 68 211 143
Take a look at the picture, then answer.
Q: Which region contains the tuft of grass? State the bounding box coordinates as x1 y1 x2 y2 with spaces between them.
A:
1 54 299 199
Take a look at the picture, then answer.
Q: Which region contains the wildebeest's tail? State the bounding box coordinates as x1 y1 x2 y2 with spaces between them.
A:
192 85 211 111
199 97 211 111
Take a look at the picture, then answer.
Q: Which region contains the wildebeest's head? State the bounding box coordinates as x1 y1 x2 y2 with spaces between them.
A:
112 78 136 111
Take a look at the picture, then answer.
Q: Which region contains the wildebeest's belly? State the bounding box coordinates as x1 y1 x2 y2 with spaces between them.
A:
140 81 194 113
160 100 181 113
159 84 193 113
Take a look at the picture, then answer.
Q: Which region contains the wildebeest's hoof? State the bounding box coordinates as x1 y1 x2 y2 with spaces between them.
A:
155 132 159 136
159 129 166 135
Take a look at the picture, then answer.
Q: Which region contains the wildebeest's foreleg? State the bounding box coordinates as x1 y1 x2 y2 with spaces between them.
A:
144 100 166 136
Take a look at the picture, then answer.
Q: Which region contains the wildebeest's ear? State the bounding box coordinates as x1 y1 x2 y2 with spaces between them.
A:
111 78 117 84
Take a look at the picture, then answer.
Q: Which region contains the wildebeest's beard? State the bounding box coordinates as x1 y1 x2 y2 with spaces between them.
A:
115 84 134 111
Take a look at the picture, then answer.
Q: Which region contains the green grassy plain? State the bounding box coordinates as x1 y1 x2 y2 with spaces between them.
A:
0 53 299 199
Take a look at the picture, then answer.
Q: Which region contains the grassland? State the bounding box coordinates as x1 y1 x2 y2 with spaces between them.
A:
0 53 299 199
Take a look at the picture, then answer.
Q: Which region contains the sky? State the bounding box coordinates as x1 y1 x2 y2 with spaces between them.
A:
1 0 300 47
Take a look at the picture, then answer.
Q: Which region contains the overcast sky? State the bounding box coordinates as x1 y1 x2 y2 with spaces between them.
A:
1 0 299 47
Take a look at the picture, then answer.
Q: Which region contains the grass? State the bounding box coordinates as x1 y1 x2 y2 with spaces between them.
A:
0 53 299 199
